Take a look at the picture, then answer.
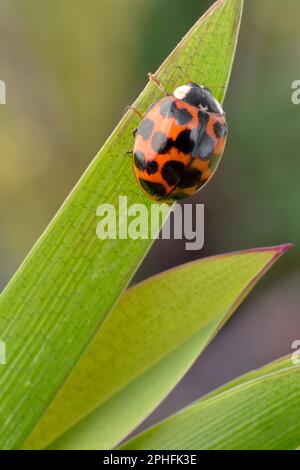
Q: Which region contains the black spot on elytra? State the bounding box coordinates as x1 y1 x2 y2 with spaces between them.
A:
214 120 227 138
137 118 155 140
198 110 210 125
178 169 202 188
139 178 166 197
146 160 158 175
191 110 210 158
151 131 173 154
161 160 185 186
174 129 194 154
198 133 215 159
175 108 193 125
159 100 176 118
160 100 193 125
134 151 146 171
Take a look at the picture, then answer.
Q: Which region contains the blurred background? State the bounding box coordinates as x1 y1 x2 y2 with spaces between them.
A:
0 0 299 430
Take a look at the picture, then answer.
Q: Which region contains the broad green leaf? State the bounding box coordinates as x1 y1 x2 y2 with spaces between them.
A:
22 245 288 450
121 354 300 450
0 0 243 449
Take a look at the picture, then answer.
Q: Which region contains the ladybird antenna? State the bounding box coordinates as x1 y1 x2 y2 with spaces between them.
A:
125 105 143 119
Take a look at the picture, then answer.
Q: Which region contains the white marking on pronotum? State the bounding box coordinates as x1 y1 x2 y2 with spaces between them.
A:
173 84 192 100
174 83 224 115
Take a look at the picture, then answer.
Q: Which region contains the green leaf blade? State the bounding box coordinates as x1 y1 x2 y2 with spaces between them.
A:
121 355 300 450
23 245 288 450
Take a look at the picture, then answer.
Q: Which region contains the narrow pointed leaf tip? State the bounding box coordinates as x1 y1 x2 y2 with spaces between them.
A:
243 243 293 255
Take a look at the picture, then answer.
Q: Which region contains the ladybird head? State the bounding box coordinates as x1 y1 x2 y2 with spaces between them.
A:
173 83 224 115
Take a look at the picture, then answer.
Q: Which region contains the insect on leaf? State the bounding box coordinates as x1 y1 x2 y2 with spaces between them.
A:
0 0 243 449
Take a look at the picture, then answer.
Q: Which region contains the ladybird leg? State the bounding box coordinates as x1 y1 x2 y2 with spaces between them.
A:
124 105 143 119
148 73 167 95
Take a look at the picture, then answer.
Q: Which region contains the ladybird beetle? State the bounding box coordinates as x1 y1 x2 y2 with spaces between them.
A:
132 82 227 201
